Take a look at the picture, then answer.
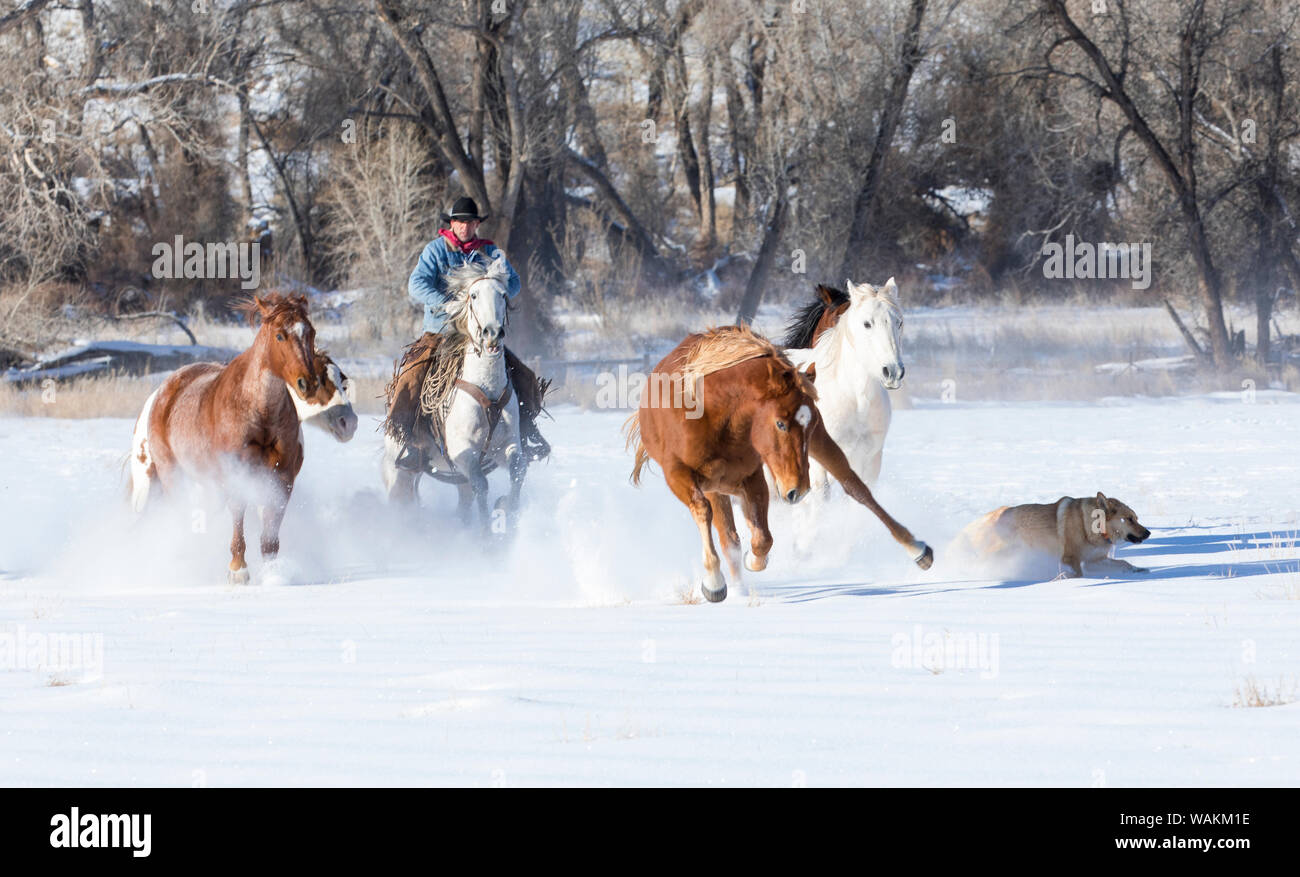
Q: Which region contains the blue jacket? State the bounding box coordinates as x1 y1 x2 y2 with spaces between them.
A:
408 235 521 334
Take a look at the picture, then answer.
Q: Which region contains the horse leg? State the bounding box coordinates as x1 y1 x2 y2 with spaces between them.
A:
808 420 933 569
453 451 492 536
706 492 743 581
862 449 883 489
487 400 526 535
739 470 774 572
808 458 831 496
456 480 474 525
665 464 726 602
505 447 526 530
382 435 419 504
228 502 250 585
258 476 293 561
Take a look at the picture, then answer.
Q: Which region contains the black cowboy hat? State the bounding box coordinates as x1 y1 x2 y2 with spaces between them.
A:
442 196 487 223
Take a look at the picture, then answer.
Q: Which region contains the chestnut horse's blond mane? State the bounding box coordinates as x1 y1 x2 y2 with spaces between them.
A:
680 325 817 401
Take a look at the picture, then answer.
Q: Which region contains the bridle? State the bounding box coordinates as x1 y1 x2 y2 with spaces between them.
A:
463 275 509 356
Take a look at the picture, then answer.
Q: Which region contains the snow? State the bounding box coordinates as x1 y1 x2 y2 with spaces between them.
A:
1 395 1298 786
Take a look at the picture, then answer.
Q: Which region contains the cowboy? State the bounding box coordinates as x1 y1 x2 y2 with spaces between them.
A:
385 196 549 470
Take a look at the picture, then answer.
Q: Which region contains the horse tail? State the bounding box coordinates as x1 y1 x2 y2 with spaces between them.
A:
622 411 649 485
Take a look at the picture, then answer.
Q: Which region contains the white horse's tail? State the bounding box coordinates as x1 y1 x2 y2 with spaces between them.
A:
129 388 160 513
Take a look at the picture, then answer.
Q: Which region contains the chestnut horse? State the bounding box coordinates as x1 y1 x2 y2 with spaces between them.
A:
127 293 336 584
627 326 932 603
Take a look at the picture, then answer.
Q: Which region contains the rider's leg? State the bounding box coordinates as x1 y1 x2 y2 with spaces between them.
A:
386 333 442 470
504 348 550 460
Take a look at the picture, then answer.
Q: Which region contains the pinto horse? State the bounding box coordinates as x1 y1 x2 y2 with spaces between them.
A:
128 293 344 583
781 278 904 489
627 325 932 603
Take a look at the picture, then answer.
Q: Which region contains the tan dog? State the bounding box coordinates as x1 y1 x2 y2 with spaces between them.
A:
958 493 1151 578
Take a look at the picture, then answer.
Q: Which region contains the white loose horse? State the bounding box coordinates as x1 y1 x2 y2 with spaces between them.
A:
381 255 526 533
780 278 906 492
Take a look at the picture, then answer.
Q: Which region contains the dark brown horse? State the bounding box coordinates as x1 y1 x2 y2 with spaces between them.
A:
627 326 932 603
128 293 329 583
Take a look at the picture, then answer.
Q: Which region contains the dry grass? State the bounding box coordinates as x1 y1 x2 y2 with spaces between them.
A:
0 371 158 418
1232 675 1297 708
674 582 704 605
0 369 388 419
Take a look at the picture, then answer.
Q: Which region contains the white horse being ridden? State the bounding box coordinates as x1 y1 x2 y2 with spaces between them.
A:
381 255 526 533
781 277 906 493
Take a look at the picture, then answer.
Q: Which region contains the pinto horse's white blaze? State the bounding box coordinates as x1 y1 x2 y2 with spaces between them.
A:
289 360 358 442
129 387 161 513
795 404 812 427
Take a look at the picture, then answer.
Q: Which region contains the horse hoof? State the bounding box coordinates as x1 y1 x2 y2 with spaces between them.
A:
744 551 767 572
700 579 727 603
228 567 251 586
913 543 934 570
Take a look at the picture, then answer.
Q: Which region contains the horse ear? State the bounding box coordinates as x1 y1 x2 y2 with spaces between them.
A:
1095 491 1109 509
816 284 836 306
786 348 816 372
882 276 899 301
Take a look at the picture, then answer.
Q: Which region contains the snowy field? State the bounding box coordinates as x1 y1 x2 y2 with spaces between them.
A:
2 394 1298 786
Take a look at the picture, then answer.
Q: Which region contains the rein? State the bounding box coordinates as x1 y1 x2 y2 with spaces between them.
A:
461 276 509 357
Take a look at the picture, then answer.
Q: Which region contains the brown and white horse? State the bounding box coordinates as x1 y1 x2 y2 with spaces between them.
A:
127 293 349 584
626 325 932 603
781 279 905 489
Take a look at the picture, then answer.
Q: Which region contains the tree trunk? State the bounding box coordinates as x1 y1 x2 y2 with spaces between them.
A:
691 54 717 263
736 193 789 326
838 0 928 280
373 0 491 214
1040 0 1233 368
